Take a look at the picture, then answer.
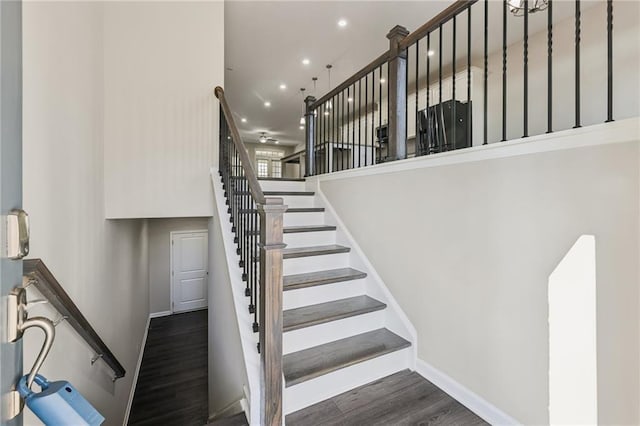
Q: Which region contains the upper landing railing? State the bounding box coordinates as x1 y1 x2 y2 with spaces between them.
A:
304 0 617 176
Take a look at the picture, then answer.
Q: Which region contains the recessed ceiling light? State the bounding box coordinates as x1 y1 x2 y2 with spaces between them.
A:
428 50 435 57
241 118 247 123
299 125 304 130
302 58 310 65
338 19 348 27
380 78 386 84
347 97 353 102
324 111 330 116
264 101 271 107
274 141 279 144
279 84 287 90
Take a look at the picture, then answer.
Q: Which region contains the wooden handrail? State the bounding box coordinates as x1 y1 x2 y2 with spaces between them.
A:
310 51 391 109
23 259 126 380
309 0 477 111
214 86 266 204
399 0 478 50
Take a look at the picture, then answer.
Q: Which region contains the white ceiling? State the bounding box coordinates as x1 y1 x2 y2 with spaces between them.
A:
224 0 593 147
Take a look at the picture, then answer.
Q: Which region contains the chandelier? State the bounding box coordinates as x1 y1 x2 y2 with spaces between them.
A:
508 0 549 17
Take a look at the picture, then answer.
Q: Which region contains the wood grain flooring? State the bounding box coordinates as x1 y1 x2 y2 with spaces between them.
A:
286 369 488 425
128 310 208 426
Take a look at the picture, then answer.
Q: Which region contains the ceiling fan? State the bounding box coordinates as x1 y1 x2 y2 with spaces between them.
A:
258 132 279 144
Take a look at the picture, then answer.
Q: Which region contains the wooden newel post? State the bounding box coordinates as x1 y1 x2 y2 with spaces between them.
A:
304 96 316 177
386 25 410 161
258 197 287 426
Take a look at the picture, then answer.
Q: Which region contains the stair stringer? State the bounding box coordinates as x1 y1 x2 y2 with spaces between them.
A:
210 170 261 425
307 178 418 367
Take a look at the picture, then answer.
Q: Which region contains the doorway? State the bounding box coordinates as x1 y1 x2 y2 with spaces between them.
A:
170 230 208 313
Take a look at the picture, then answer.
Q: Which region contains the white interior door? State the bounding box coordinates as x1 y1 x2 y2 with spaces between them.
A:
171 231 208 313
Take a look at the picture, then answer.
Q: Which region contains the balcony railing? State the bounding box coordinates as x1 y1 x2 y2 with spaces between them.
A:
304 0 617 176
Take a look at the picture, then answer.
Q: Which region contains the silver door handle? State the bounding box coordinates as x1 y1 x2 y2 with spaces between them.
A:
7 209 29 259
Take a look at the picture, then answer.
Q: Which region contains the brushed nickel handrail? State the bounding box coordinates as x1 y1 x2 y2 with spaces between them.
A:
23 259 126 380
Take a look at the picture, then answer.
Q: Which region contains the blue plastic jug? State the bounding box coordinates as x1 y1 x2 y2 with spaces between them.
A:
17 374 105 425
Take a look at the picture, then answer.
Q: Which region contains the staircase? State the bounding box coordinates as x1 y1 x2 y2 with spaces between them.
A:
258 178 414 416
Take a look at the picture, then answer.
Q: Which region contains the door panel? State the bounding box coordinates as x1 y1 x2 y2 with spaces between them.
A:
172 232 208 313
1 1 24 424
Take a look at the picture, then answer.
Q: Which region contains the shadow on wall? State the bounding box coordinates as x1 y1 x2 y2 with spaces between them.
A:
548 235 597 425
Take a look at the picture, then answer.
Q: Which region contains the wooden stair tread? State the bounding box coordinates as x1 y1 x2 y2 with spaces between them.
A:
246 225 336 236
283 268 367 291
238 207 324 214
264 191 315 196
283 295 386 332
258 177 305 182
283 225 336 233
283 329 411 387
283 244 349 259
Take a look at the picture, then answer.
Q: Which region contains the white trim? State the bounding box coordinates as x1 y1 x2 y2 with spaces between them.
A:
311 182 418 369
307 117 640 183
123 315 151 426
415 358 521 426
149 310 172 319
210 171 261 425
170 229 209 314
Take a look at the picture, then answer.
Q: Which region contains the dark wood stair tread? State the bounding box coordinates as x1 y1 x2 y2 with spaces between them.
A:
283 225 336 233
283 245 349 259
238 207 324 214
258 177 305 182
283 329 411 387
264 191 315 196
283 268 367 291
246 225 336 236
283 296 386 332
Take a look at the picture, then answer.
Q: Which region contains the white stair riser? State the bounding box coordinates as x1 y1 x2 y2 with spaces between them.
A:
259 181 306 192
283 231 336 248
283 347 412 415
283 212 325 227
284 253 349 275
283 310 385 354
283 279 366 310
276 195 315 208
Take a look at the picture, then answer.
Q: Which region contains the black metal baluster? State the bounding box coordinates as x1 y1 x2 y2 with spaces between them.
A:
372 68 376 164
452 16 457 150
574 0 581 128
467 5 472 148
502 0 507 141
484 0 488 144
439 24 443 152
358 79 362 168
547 0 553 133
606 0 613 122
365 73 369 166
351 84 356 169
415 40 419 157
523 0 529 138
378 65 382 161
341 90 345 171
333 94 337 172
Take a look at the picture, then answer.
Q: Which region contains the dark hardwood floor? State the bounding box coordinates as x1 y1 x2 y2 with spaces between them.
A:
128 310 208 426
286 369 488 426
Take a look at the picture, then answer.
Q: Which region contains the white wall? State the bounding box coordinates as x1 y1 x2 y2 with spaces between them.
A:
23 3 150 424
103 1 224 219
148 217 209 315
316 124 639 425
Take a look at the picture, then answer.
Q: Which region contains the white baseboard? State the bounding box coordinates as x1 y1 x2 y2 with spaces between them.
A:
149 310 172 319
415 359 520 426
123 315 151 426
